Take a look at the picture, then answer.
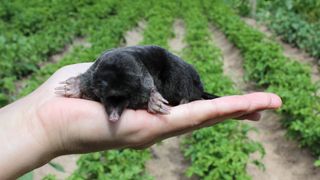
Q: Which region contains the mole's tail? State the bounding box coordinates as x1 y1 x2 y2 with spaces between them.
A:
202 92 219 100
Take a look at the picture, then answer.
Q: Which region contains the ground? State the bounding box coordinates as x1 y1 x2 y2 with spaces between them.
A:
33 18 320 180
211 19 320 180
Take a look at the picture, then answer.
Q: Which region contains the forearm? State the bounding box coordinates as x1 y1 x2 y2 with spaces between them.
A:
0 96 56 179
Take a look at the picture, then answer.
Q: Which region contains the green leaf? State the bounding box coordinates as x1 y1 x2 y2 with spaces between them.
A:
314 160 320 167
49 162 65 172
18 172 33 180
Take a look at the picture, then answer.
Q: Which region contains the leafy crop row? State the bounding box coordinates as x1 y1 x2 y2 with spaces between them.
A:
0 0 120 106
222 0 252 16
259 0 320 23
226 0 320 62
179 0 264 179
256 3 320 62
204 0 320 165
141 0 177 48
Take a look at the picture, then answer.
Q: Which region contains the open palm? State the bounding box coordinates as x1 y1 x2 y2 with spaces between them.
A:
30 63 282 155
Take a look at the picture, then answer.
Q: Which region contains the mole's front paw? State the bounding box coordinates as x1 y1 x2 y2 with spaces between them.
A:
148 89 171 114
55 76 81 98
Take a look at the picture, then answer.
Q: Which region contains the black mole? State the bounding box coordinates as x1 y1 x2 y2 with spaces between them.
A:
55 45 218 122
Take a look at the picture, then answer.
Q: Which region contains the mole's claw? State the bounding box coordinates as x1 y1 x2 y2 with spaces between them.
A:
159 109 170 114
54 76 82 98
159 104 171 114
55 86 65 91
148 89 171 114
154 92 169 104
162 104 171 111
59 81 67 84
160 96 169 104
148 108 156 114
54 90 65 95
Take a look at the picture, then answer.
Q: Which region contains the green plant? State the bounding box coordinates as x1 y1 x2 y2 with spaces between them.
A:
204 0 320 165
223 0 252 16
180 0 264 179
11 0 266 179
68 150 152 180
256 7 320 61
259 0 320 23
42 174 57 180
0 0 120 106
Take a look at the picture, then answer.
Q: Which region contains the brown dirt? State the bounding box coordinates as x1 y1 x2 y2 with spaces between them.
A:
169 20 186 53
146 137 192 180
210 24 320 180
123 21 146 47
145 19 193 180
33 155 80 180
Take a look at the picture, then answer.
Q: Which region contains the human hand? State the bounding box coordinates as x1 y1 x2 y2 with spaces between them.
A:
34 63 281 152
0 63 282 179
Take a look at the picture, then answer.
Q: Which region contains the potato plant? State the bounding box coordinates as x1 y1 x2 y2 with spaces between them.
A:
180 1 264 179
6 0 281 179
257 7 320 62
204 0 320 166
0 0 120 106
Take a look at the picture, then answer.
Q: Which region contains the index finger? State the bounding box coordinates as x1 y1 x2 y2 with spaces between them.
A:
153 92 282 136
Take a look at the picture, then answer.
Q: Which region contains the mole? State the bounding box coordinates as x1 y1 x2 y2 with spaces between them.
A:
55 45 219 122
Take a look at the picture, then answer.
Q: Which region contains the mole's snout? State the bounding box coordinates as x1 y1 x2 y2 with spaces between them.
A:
103 103 127 122
108 110 120 122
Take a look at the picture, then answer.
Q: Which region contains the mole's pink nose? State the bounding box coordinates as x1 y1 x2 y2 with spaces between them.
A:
108 111 120 122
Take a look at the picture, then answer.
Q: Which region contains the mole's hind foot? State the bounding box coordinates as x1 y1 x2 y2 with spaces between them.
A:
55 76 81 98
148 89 171 114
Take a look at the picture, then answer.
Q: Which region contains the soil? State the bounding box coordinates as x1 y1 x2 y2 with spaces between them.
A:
210 23 320 180
123 21 146 47
145 19 193 180
169 20 186 53
32 17 320 180
33 155 80 180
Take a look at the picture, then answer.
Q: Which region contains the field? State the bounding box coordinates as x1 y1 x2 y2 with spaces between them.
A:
1 0 319 180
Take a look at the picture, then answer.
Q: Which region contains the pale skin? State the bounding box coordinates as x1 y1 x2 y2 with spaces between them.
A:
0 63 282 179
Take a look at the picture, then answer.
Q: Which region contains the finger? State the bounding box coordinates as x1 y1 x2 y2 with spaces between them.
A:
151 92 281 135
54 90 65 96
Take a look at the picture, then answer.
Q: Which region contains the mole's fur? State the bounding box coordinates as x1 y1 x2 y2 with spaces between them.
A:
55 45 219 122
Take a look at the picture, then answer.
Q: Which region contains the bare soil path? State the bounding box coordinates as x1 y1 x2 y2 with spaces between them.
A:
210 24 320 180
145 19 192 180
123 20 146 47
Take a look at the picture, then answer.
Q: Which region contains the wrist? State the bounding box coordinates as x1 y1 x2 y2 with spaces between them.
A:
0 96 57 179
